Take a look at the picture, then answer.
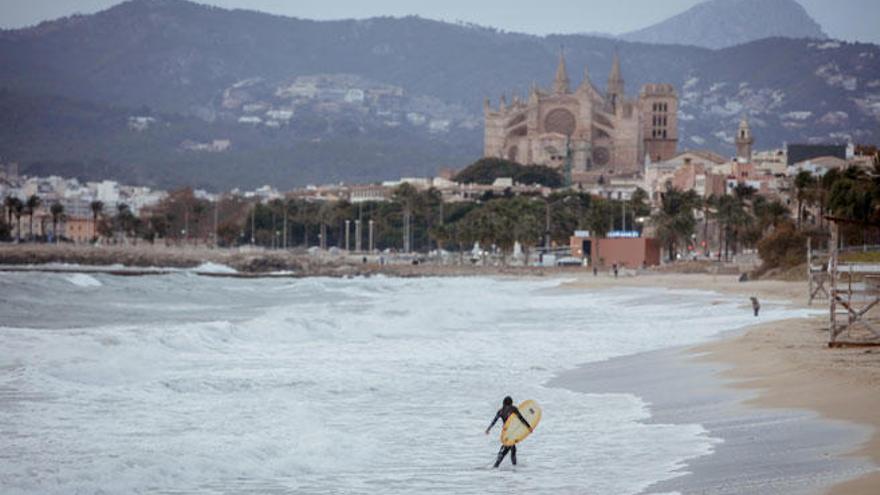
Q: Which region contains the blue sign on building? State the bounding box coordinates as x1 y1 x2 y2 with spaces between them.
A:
607 231 640 238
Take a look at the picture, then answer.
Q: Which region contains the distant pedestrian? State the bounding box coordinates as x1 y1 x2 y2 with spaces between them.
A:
750 297 760 317
612 263 618 279
593 265 598 276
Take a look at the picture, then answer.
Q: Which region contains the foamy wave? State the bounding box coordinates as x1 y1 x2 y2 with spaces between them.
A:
65 273 102 287
192 262 238 274
0 275 815 494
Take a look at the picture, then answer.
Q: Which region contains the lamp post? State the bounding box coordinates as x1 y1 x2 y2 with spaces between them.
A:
282 200 288 250
213 200 219 248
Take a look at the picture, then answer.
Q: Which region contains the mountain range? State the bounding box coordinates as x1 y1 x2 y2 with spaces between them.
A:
0 0 878 191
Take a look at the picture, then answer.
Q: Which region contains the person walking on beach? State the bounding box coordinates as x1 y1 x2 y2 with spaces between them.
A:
750 296 760 317
612 263 619 278
485 396 532 468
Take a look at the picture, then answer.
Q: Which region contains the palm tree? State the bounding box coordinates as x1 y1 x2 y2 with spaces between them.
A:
115 203 136 243
9 197 23 242
828 167 873 222
650 184 700 262
422 188 443 251
793 170 816 229
701 195 719 257
50 202 64 243
814 168 842 230
316 202 336 250
585 197 613 266
392 183 423 252
90 200 104 242
25 195 41 241
281 199 298 249
4 195 17 226
714 191 755 260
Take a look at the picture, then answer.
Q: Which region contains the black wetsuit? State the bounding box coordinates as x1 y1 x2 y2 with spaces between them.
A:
487 404 532 467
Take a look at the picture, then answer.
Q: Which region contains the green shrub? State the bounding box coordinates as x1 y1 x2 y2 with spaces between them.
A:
757 225 807 270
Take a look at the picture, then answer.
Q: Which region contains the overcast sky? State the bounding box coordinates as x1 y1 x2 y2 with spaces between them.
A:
1 0 878 44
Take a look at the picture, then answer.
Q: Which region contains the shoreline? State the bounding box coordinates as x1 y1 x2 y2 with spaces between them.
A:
0 243 606 278
549 339 873 494
556 274 879 494
694 316 880 494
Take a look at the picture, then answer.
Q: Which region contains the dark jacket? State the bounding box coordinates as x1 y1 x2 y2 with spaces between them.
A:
488 404 532 431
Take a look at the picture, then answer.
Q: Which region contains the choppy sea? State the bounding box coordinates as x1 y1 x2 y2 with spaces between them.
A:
0 271 811 494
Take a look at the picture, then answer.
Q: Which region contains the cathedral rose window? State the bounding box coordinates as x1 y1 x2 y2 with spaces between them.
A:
544 108 576 136
593 147 610 166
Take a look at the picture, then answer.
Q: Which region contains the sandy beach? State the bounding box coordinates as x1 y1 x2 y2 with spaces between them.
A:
562 273 880 494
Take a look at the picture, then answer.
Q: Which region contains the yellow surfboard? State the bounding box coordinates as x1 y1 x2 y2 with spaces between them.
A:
500 400 541 446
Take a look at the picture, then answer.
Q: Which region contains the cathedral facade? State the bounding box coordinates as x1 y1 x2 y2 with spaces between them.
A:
483 52 679 182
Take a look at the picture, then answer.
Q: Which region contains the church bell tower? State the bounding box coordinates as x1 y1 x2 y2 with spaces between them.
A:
736 116 754 162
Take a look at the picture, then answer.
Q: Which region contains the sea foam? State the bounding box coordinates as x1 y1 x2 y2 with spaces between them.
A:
64 273 102 287
0 274 814 494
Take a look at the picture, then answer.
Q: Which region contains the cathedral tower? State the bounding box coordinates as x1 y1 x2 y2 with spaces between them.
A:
639 84 679 162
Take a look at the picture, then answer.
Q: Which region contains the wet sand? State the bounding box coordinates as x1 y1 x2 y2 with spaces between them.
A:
559 273 880 494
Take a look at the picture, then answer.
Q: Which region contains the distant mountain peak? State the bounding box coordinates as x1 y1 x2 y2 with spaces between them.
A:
622 0 827 49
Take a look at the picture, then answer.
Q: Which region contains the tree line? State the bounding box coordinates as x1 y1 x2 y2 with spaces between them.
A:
3 157 879 271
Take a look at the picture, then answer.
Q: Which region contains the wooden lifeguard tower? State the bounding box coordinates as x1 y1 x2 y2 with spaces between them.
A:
806 236 830 305
828 217 880 347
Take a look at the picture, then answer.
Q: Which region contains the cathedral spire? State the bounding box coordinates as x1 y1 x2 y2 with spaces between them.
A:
609 51 622 87
553 49 570 95
577 64 592 93
607 49 625 112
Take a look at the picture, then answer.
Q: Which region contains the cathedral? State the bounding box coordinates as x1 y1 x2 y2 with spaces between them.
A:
483 52 679 183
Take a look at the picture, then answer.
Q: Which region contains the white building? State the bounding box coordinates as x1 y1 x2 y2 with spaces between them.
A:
94 180 120 205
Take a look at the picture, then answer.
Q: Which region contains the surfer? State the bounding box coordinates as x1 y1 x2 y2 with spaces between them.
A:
485 396 532 468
